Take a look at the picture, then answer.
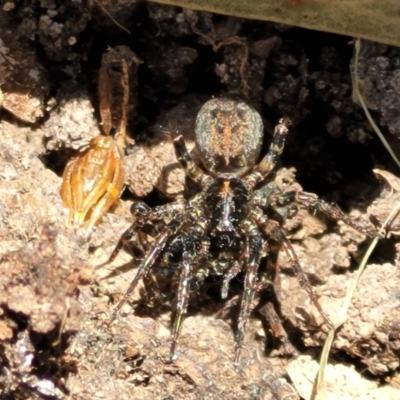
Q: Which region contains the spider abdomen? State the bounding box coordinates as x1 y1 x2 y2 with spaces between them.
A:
195 98 263 176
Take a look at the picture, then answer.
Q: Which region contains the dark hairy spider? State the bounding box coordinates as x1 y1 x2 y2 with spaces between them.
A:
108 98 379 365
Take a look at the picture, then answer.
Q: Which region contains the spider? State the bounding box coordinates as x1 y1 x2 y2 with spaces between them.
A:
108 98 379 365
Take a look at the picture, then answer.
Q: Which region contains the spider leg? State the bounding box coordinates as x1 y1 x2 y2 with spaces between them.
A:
155 234 211 288
150 198 187 220
259 302 293 355
253 249 281 300
171 127 214 187
108 200 186 262
108 202 150 262
254 210 334 329
234 230 263 365
188 238 211 292
256 253 294 354
220 259 242 299
170 217 209 360
275 191 380 238
110 216 184 320
108 221 139 262
244 118 290 188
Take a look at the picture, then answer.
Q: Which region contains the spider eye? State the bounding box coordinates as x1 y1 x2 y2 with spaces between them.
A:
195 98 263 176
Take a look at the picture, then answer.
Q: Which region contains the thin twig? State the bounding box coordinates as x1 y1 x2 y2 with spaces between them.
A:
93 0 131 34
312 36 400 400
353 38 400 168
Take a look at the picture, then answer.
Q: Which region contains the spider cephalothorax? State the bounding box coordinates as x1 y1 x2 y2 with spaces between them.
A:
108 98 379 365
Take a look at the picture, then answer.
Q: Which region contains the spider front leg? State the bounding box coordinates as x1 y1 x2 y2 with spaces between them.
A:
234 229 263 365
108 199 186 262
220 259 243 299
110 216 184 320
170 217 209 360
259 302 293 355
207 251 245 299
256 253 294 354
254 209 334 330
108 202 150 262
